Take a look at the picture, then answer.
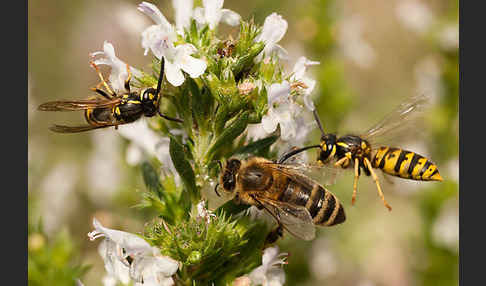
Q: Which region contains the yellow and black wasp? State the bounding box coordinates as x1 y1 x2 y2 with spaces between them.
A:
279 95 443 211
38 58 182 133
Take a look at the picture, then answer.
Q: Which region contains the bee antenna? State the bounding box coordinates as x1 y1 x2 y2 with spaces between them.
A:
313 109 326 136
214 183 221 197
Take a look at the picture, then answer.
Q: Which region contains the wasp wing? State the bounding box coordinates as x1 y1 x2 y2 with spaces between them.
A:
49 124 118 133
38 98 122 111
253 195 316 241
360 94 430 148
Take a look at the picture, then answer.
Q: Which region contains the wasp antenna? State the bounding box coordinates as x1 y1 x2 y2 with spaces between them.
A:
313 109 326 136
156 57 165 95
278 144 321 164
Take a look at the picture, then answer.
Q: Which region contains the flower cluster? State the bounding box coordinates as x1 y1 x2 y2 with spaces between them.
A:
83 0 322 285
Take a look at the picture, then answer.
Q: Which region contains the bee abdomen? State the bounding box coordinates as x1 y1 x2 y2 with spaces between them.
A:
307 185 345 226
372 147 442 181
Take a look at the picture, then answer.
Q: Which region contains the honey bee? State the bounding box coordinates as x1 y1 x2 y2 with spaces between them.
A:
38 58 182 133
217 156 346 242
280 94 443 211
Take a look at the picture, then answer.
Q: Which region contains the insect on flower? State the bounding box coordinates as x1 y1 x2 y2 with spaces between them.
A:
216 156 346 244
38 58 183 133
279 94 443 211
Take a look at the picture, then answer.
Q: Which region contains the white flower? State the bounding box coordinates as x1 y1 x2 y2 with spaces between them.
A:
88 218 179 286
139 1 177 58
261 82 302 141
172 0 193 33
291 56 320 111
196 200 216 224
194 0 241 30
337 15 376 69
249 246 287 286
139 2 207 86
161 43 207 87
117 120 181 185
90 41 141 93
130 256 179 286
395 0 434 34
254 13 288 62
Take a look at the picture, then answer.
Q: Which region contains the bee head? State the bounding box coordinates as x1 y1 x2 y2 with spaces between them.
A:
141 88 160 117
319 134 337 163
220 158 242 193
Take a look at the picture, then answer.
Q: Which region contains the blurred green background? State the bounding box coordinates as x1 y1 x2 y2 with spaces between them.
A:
28 0 458 285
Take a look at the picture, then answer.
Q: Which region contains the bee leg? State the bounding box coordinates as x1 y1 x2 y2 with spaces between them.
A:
90 61 116 97
124 64 132 92
264 224 284 247
352 158 360 206
364 158 392 211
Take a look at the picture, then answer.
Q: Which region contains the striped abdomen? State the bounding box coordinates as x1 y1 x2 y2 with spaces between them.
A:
372 147 442 181
278 179 346 226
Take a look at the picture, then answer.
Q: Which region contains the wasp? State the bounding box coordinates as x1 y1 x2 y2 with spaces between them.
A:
217 156 346 243
279 95 443 211
38 58 182 133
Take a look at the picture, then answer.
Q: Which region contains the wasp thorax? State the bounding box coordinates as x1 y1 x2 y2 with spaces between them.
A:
319 134 338 162
221 158 242 192
141 88 159 117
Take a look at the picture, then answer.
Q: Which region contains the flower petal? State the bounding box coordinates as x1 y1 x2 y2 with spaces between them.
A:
92 218 152 256
261 110 278 133
292 56 320 80
180 55 207 78
138 1 171 27
164 59 185 86
129 255 179 286
255 13 288 44
172 0 193 32
267 82 291 107
98 239 131 284
220 9 241 26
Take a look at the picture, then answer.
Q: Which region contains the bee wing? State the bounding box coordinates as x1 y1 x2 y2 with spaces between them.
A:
360 94 430 148
49 124 118 133
38 98 122 111
254 195 316 241
266 161 343 187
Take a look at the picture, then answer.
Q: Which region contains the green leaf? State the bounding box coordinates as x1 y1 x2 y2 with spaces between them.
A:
232 42 265 79
169 135 199 203
141 162 164 199
206 111 249 162
231 134 279 157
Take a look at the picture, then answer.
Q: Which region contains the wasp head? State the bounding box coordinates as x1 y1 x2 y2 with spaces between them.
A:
318 134 337 163
141 88 160 117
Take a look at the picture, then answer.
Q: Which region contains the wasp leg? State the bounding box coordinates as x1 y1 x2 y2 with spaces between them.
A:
90 61 116 97
334 156 349 168
352 158 360 206
264 224 284 247
364 158 392 211
124 64 132 92
91 83 112 100
157 110 184 123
